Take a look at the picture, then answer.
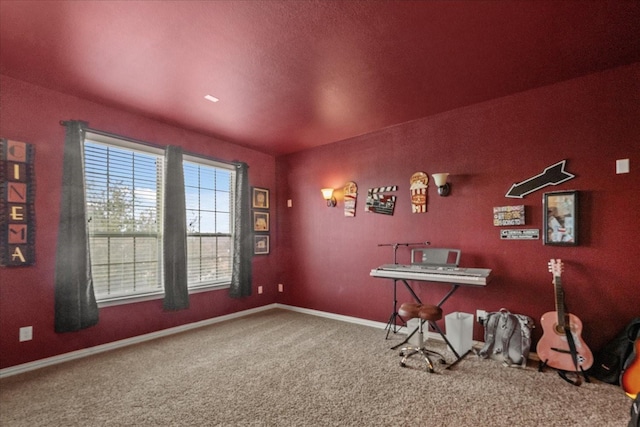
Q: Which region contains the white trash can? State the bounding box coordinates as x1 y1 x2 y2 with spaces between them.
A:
445 312 473 355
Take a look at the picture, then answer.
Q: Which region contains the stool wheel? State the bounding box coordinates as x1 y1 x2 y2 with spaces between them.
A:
401 360 434 373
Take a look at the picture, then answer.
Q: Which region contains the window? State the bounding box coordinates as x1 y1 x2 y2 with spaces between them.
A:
84 134 164 301
184 157 235 288
83 132 235 302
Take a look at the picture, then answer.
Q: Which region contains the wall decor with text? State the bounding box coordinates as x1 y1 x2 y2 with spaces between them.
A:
365 186 397 215
343 181 357 217
493 205 525 226
410 172 428 213
1 139 36 267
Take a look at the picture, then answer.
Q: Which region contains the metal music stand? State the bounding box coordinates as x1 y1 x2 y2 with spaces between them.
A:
378 241 429 339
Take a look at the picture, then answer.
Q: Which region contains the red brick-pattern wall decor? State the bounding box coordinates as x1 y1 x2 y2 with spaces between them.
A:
1 139 35 267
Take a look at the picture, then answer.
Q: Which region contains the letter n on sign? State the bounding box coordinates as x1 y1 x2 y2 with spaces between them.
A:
1 138 36 266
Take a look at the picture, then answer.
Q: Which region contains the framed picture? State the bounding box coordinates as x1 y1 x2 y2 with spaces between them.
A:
543 190 578 246
252 187 269 209
254 235 269 255
253 211 269 232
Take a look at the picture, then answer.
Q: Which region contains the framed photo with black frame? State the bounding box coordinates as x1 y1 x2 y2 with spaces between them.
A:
543 190 578 246
254 235 269 255
252 187 269 209
253 211 269 232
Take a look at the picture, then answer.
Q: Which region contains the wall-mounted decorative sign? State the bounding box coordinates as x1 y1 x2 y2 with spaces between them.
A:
365 186 397 215
410 172 428 213
505 160 575 198
493 205 525 226
543 190 578 245
1 139 35 267
500 229 540 240
343 181 357 217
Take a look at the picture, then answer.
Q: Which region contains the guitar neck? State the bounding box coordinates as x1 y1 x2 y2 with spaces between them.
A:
554 276 568 329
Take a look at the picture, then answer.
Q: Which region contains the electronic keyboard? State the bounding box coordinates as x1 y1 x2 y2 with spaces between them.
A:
370 263 491 286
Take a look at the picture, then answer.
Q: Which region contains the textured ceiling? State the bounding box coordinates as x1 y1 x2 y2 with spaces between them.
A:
1 1 639 155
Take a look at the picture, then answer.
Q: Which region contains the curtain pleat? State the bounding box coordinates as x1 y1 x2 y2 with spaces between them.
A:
54 120 99 333
163 145 189 310
229 162 252 298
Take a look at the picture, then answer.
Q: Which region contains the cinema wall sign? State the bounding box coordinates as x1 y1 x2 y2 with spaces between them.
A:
1 139 35 267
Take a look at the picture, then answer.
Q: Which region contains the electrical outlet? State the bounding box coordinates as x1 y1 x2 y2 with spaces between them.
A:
258 286 263 294
476 310 487 323
19 326 33 342
278 283 283 292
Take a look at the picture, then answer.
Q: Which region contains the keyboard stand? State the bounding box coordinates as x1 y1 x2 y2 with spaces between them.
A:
372 254 490 369
384 279 404 338
378 241 428 338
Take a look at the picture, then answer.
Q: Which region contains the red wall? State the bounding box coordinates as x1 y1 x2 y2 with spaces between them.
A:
276 64 640 352
0 75 279 369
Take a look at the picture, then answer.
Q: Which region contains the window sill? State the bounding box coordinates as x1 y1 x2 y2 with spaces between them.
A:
189 282 230 294
97 283 230 308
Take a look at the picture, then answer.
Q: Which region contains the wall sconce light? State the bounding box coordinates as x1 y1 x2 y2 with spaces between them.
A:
432 173 451 196
321 188 337 207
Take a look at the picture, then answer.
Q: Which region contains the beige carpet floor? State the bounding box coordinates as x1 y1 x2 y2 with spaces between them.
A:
0 309 633 426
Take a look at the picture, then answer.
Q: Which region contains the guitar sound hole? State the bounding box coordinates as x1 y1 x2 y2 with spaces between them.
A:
554 324 575 335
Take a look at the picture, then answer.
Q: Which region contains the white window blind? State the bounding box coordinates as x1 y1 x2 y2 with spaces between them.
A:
84 133 164 301
83 132 236 302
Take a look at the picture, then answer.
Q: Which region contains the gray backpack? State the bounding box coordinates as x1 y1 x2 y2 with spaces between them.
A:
478 308 535 368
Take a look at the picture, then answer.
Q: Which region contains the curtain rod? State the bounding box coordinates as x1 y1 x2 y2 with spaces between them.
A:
60 120 243 168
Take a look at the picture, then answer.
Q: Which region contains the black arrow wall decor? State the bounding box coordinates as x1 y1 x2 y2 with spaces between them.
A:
505 160 575 198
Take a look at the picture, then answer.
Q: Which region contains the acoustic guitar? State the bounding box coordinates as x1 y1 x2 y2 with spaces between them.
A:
537 259 593 372
621 338 640 399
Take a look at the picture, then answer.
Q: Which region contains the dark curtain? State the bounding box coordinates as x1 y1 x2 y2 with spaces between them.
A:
229 162 252 298
163 145 189 310
54 120 99 333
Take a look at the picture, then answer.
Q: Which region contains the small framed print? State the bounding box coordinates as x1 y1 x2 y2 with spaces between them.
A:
253 211 269 232
254 235 269 255
543 190 578 246
252 187 269 209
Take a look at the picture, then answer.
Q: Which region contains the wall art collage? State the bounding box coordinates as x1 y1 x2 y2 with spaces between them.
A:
252 187 270 255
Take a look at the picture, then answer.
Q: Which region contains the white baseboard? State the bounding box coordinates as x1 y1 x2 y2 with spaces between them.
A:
1 304 505 378
274 303 391 330
274 303 481 346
